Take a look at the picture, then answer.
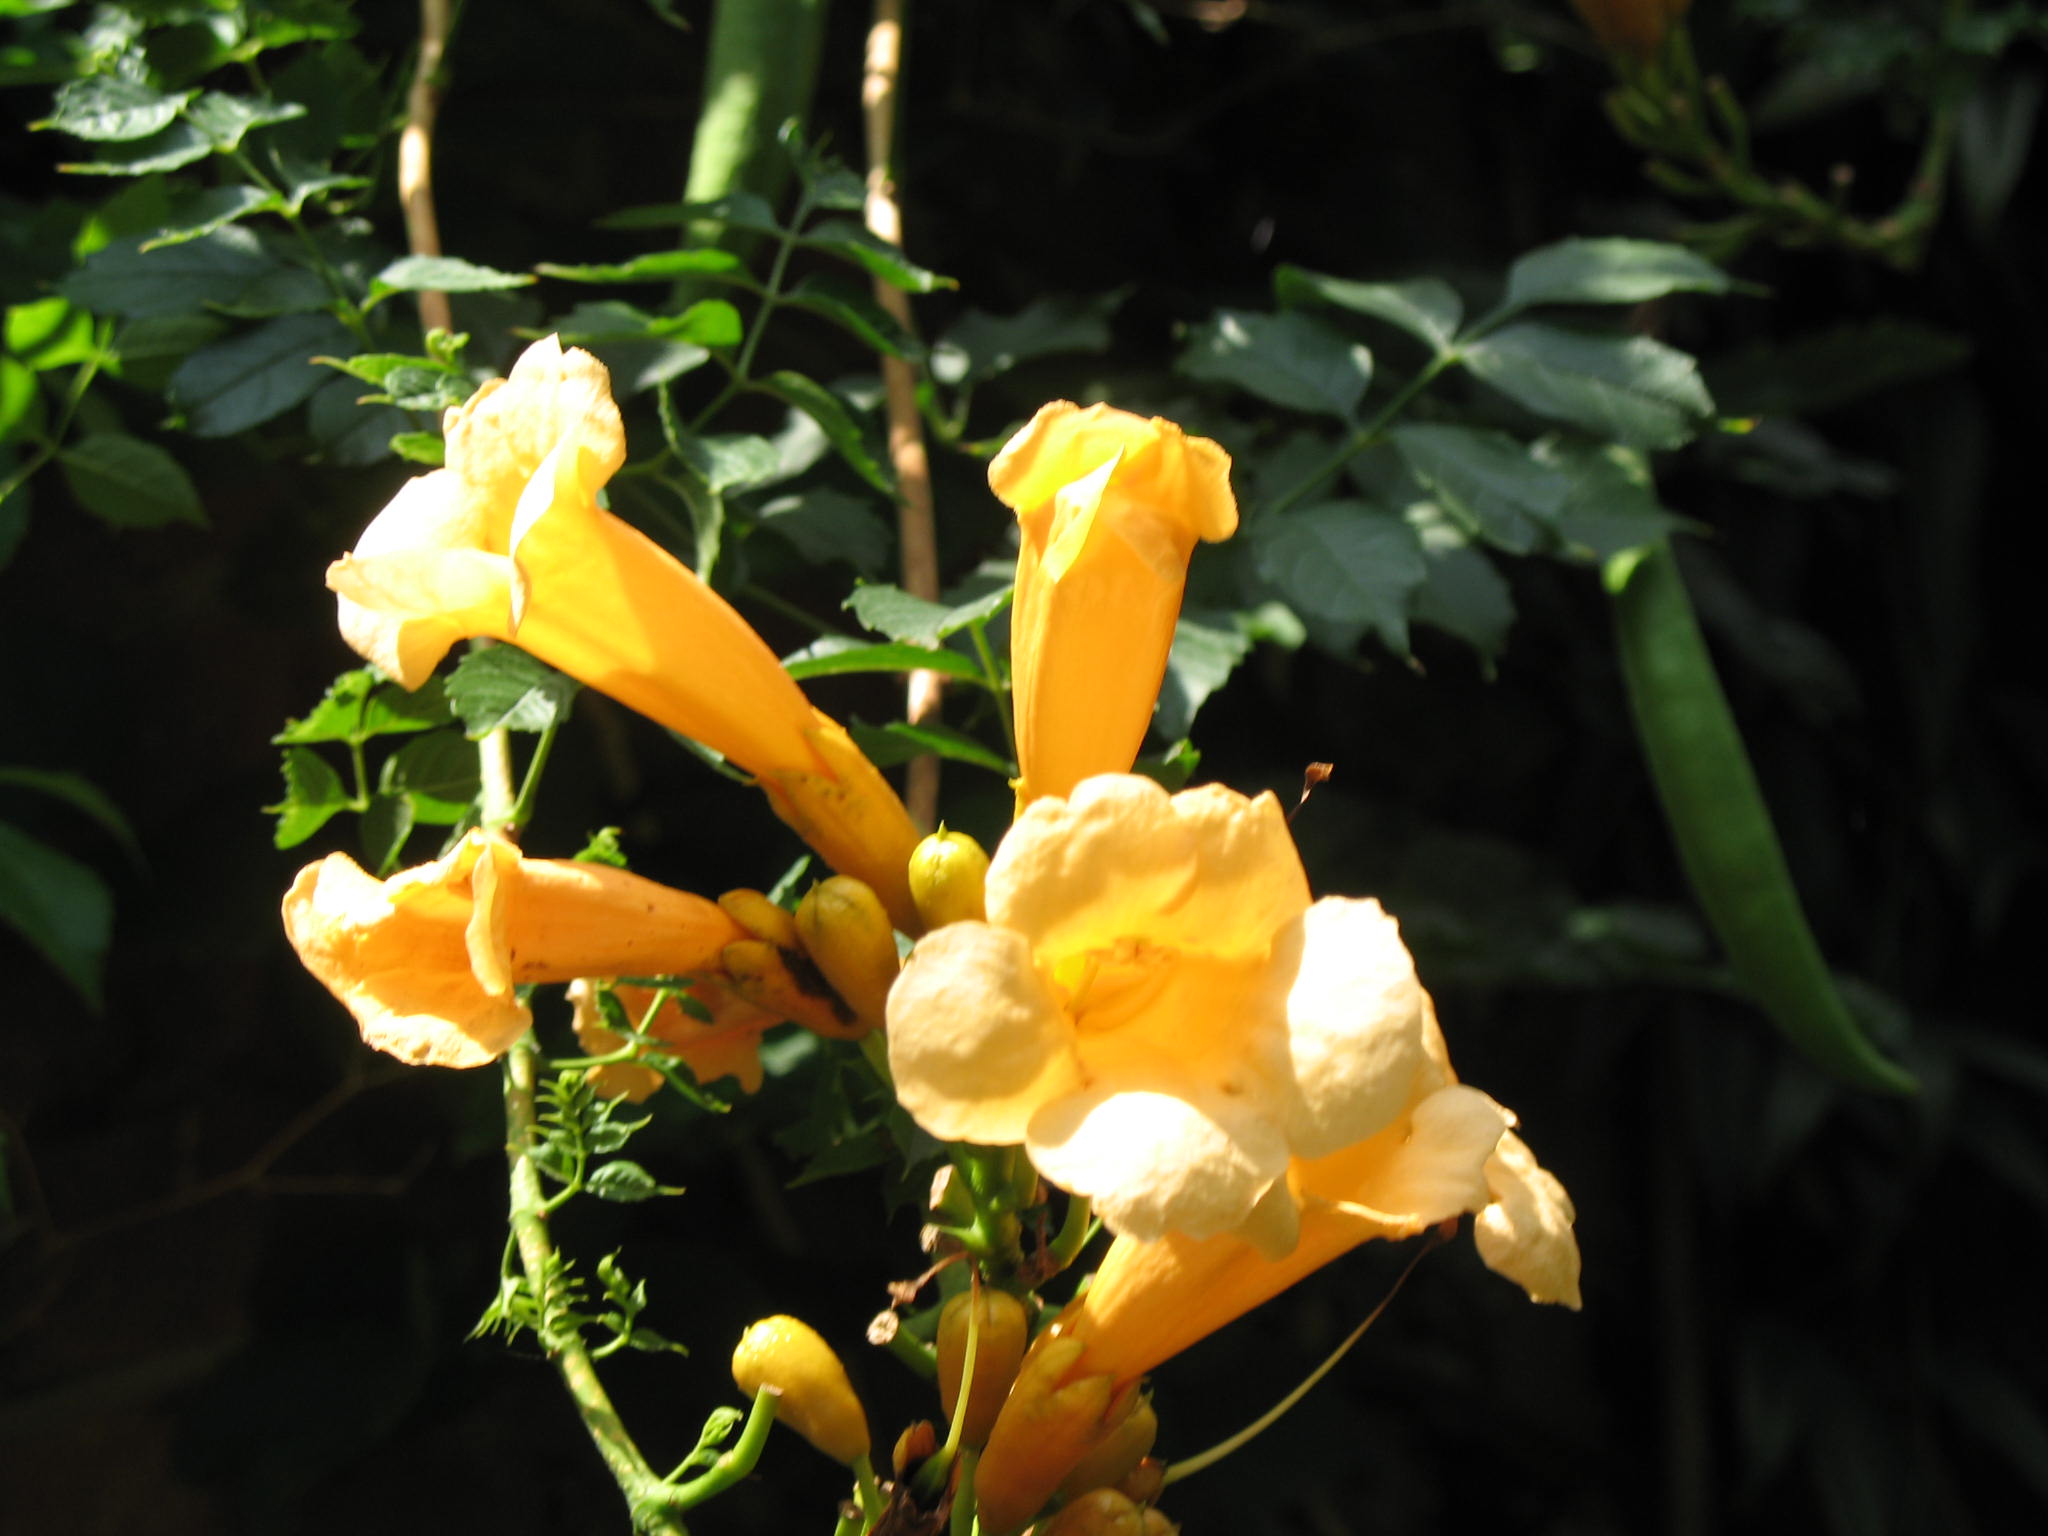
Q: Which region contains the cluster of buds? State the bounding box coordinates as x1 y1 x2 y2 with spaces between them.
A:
1568 0 1692 64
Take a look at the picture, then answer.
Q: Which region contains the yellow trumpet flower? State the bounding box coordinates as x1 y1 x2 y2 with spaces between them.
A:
989 403 1237 806
326 336 920 928
282 829 747 1068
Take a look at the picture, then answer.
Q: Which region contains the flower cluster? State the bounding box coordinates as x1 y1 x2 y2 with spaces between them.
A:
279 349 1581 1533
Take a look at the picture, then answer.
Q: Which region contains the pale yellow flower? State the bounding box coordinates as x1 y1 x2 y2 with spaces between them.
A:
567 977 778 1100
990 403 1237 806
326 336 921 928
282 829 747 1067
885 772 1579 1378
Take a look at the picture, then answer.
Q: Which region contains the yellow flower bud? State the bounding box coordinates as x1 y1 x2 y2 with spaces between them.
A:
909 828 991 928
1033 1489 1145 1536
731 1315 871 1466
717 887 802 949
720 938 862 1039
936 1288 1031 1448
794 875 901 1034
974 1331 1132 1536
1057 1394 1156 1499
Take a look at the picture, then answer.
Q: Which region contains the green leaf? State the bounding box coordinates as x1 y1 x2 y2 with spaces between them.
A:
1461 323 1715 449
1500 238 1733 314
847 719 1012 775
799 219 956 293
170 312 351 436
368 255 534 306
1406 505 1515 666
380 729 480 823
1536 438 1691 561
57 433 206 528
2 357 43 443
928 293 1120 386
1177 308 1373 418
182 91 307 151
782 639 985 684
1156 614 1253 741
61 228 278 319
389 431 444 465
1390 422 1568 555
1273 267 1462 355
275 668 450 744
140 185 282 250
784 276 919 358
307 378 408 466
586 1160 679 1203
0 767 140 865
59 121 215 176
0 820 112 1010
535 248 754 286
1133 738 1202 792
756 489 892 574
445 646 581 736
601 191 783 234
757 371 893 494
6 298 98 371
39 78 193 142
844 582 1012 646
660 298 744 348
1251 500 1426 656
268 745 350 848
575 827 629 867
679 432 782 494
359 791 415 875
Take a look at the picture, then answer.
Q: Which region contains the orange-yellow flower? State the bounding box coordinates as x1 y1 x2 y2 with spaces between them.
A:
567 977 779 1099
282 829 747 1067
325 336 920 928
990 403 1237 806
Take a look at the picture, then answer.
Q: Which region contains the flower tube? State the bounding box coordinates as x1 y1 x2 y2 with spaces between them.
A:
326 337 921 928
566 977 779 1100
282 829 748 1067
989 404 1237 806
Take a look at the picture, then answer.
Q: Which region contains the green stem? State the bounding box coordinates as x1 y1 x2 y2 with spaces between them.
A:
966 619 1016 766
851 1452 887 1529
1262 353 1454 520
656 1384 781 1511
0 322 111 505
1044 1192 1093 1274
500 1038 685 1534
504 717 561 836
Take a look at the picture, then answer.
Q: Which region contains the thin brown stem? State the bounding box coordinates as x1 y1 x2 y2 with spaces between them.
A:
401 0 455 335
863 0 943 829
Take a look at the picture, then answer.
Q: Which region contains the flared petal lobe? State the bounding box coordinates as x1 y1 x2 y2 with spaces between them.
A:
990 404 1237 805
283 830 748 1068
325 336 921 927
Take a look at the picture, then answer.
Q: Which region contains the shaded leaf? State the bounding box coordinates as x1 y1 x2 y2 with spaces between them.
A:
1156 614 1252 740
39 78 193 142
844 582 1012 646
782 639 985 685
1500 237 1733 314
1250 499 1425 656
1462 322 1714 449
757 372 892 494
928 293 1120 386
847 719 1012 775
170 312 350 436
800 219 955 292
446 646 581 737
1178 307 1373 418
1274 266 1461 354
368 255 533 305
1391 422 1567 555
381 730 480 823
757 489 893 574
0 820 112 1009
57 433 206 528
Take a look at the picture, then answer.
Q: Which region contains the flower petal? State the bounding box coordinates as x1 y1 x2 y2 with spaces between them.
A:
1474 1131 1583 1309
1026 1086 1291 1242
446 334 626 521
1156 784 1309 959
1265 898 1434 1158
887 922 1082 1143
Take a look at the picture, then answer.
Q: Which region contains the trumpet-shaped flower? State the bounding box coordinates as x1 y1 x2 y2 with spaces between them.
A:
887 774 1579 1319
567 977 779 1100
989 403 1237 806
326 337 920 928
283 829 747 1067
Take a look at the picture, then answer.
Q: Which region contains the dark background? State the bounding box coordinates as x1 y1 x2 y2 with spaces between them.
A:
4 2 2045 1533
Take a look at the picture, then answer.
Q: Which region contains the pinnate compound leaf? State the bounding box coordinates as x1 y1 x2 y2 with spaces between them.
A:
1501 238 1734 314
268 746 350 848
446 646 581 737
1461 323 1714 449
1251 500 1426 657
1391 422 1568 555
1274 266 1462 354
1178 308 1373 418
170 312 350 436
0 821 112 1010
57 433 206 528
